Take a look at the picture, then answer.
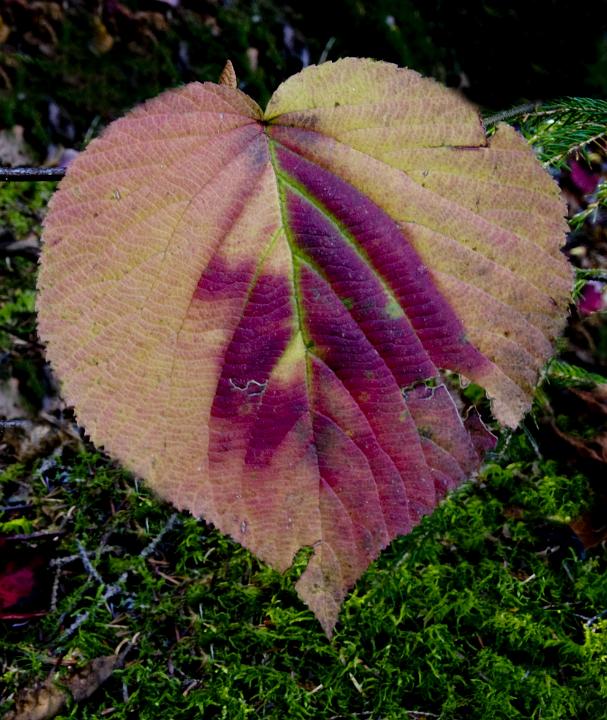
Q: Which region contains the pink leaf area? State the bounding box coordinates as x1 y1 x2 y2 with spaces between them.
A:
37 58 572 635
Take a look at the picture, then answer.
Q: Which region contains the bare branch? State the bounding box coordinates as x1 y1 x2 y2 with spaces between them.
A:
0 166 66 182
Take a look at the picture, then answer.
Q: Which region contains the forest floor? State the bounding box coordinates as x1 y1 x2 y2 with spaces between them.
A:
1 2 607 719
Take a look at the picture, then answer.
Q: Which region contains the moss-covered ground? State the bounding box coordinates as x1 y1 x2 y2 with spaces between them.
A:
2 3 607 718
1 417 607 719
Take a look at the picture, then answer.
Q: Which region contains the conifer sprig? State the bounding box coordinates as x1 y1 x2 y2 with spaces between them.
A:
544 358 607 389
485 97 607 168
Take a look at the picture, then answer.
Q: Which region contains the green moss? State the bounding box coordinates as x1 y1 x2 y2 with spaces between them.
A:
0 181 55 235
1 433 605 719
0 181 55 355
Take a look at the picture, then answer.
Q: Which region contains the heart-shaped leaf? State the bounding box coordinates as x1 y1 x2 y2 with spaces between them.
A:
37 58 572 635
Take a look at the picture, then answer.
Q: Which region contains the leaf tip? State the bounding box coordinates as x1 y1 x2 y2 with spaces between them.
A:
295 543 345 638
218 59 238 89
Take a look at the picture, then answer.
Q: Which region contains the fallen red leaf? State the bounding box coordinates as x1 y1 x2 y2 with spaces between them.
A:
0 562 37 609
0 540 49 620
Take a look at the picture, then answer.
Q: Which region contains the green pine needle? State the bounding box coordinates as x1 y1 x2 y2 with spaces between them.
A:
485 97 607 168
570 180 607 229
544 358 607 389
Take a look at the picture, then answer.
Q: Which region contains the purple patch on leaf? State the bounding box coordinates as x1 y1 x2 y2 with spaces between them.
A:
195 255 256 301
273 137 490 378
285 189 436 386
244 379 310 468
300 264 436 522
209 273 295 457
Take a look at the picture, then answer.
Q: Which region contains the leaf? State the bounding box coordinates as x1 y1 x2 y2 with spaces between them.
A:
4 655 119 720
0 540 49 621
0 560 38 614
37 58 572 635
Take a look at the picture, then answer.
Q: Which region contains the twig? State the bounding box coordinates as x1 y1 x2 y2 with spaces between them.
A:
483 102 541 127
77 540 104 584
0 166 66 182
0 503 35 513
319 36 336 64
140 514 179 558
0 529 67 541
58 513 180 643
50 546 116 611
585 609 607 627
